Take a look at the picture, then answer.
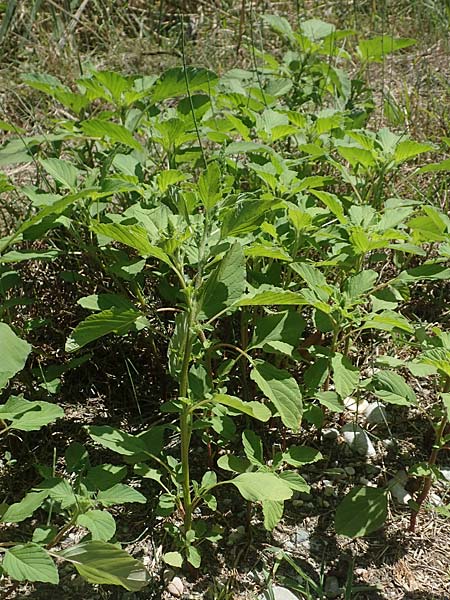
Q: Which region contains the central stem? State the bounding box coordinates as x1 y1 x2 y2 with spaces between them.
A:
179 307 195 533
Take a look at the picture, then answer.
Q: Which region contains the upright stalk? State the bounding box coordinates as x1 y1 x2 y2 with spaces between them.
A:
409 375 450 532
179 305 195 533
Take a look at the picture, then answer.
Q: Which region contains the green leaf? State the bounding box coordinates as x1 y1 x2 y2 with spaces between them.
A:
242 429 264 466
97 484 146 506
3 544 59 584
344 270 378 301
221 198 273 237
81 119 143 151
421 348 450 378
198 162 221 211
77 510 116 541
398 264 450 283
199 242 246 319
394 140 433 163
65 308 144 352
250 361 302 431
310 190 347 224
290 262 332 301
152 67 218 102
36 478 77 509
0 395 63 431
238 289 307 307
58 541 149 591
216 454 251 473
335 486 388 537
278 471 310 493
0 249 59 263
84 464 127 491
231 472 293 502
262 500 284 530
163 552 183 568
357 36 416 63
40 158 80 190
442 393 450 420
250 310 305 351
331 353 359 399
2 491 48 523
0 323 31 389
282 446 323 467
90 222 172 266
362 310 413 334
371 371 416 406
87 425 146 456
211 394 271 421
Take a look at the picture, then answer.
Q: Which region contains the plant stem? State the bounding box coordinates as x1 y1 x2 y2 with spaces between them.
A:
179 306 195 534
409 375 450 532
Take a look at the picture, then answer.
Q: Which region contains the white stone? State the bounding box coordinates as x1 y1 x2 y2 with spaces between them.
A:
168 576 184 597
341 423 376 457
260 585 299 600
322 427 339 440
344 397 369 413
389 481 412 505
364 402 387 425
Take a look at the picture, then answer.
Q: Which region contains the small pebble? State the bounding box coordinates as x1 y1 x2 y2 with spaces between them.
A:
167 576 184 597
324 575 340 598
259 585 299 600
344 397 369 413
322 427 339 441
341 423 376 457
364 402 387 425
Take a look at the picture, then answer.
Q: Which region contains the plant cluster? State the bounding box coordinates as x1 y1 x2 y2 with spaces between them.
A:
0 16 449 594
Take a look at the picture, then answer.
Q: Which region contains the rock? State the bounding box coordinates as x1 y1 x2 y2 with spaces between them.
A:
260 585 299 600
390 481 411 504
429 492 443 506
341 423 376 457
344 397 369 413
324 575 340 598
292 528 310 545
344 466 355 476
364 402 387 425
167 576 184 597
322 427 339 441
440 467 450 482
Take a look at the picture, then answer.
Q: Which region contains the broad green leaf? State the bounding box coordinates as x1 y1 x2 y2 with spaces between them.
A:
77 510 116 541
419 158 450 173
65 308 144 352
77 293 135 312
216 454 251 473
211 394 271 421
282 446 322 467
244 244 292 262
97 484 146 506
238 289 307 307
262 14 296 44
315 391 344 412
163 552 183 568
58 541 149 591
2 491 48 523
362 310 413 334
335 486 388 537
0 323 30 389
3 544 58 584
421 348 450 378
231 472 293 502
81 119 143 151
0 250 59 263
442 393 450 420
344 270 378 301
84 464 127 491
36 478 77 509
250 361 302 431
221 198 273 237
311 190 347 224
90 222 172 265
198 162 221 211
331 353 359 399
152 67 218 102
262 500 284 530
0 395 63 431
250 310 305 350
357 36 416 62
242 429 264 466
371 371 416 406
397 264 450 283
290 262 332 301
301 18 335 40
199 242 246 319
278 471 310 493
40 158 80 190
87 425 146 456
337 145 376 169
394 141 433 163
